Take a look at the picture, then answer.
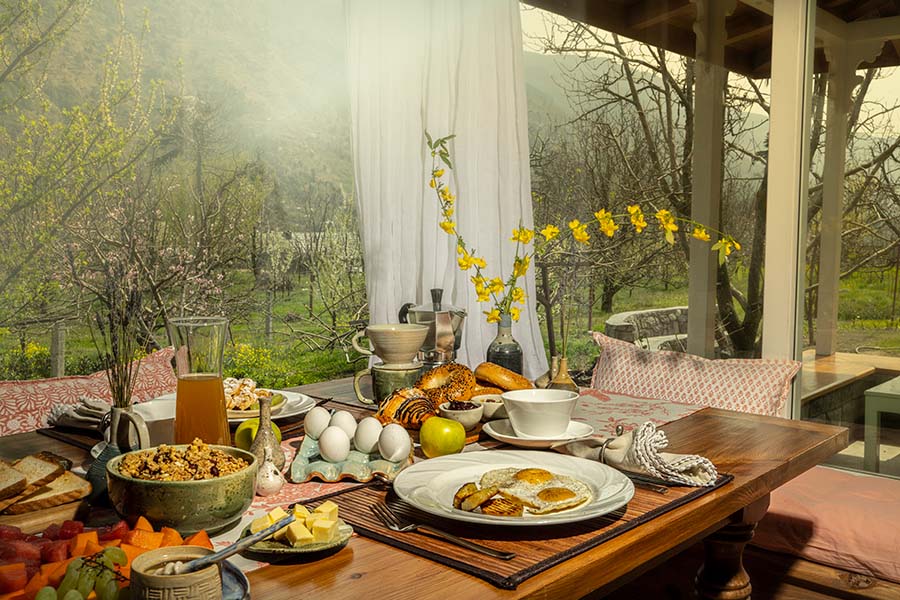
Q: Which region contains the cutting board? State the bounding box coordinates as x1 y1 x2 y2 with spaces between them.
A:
0 501 84 534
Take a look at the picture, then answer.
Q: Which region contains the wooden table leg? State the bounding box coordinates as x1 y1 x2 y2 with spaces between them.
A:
696 495 770 600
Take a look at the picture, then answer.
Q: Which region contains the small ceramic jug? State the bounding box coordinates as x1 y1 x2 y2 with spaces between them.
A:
250 395 285 470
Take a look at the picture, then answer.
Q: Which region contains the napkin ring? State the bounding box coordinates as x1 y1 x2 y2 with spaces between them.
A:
597 437 614 464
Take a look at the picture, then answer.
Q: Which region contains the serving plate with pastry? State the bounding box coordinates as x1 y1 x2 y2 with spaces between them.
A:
392 449 633 526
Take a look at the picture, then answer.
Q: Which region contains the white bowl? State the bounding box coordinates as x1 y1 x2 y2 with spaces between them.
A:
471 394 506 421
438 402 483 432
501 389 579 438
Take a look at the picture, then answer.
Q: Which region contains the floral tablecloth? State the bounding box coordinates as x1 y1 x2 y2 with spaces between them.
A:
213 389 702 573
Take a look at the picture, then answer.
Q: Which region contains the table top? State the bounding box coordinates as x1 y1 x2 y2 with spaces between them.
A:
1 378 848 600
866 373 900 397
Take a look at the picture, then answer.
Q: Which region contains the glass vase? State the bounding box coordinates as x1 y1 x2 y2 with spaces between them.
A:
486 313 523 374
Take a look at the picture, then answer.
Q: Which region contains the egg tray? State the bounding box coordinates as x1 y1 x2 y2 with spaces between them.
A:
290 435 412 483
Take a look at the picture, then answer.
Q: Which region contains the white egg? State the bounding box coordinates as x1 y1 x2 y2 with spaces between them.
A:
378 423 412 462
304 406 331 440
354 417 383 454
317 426 351 463
330 410 358 439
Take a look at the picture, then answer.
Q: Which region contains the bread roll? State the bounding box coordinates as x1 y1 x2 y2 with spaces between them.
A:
474 362 533 391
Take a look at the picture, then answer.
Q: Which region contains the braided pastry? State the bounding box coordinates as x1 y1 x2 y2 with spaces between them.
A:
375 387 437 430
416 362 476 405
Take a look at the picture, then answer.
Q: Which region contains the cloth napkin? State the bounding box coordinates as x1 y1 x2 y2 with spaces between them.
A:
46 397 110 431
552 421 718 486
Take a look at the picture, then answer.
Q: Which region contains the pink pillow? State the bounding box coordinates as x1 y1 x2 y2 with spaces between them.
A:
0 347 176 436
754 465 900 584
590 332 800 416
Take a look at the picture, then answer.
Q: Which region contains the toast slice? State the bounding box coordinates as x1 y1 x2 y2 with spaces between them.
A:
0 462 26 501
2 471 91 515
0 455 65 512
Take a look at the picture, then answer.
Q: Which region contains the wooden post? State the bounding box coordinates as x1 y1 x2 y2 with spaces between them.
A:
50 321 65 377
688 0 735 358
265 289 274 341
815 39 884 356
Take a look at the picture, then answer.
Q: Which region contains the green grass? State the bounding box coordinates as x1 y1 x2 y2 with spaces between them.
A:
3 268 899 384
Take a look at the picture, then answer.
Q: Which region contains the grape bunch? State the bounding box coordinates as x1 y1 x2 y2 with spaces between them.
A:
34 546 129 600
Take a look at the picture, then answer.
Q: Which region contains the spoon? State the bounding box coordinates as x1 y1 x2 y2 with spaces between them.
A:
171 514 296 574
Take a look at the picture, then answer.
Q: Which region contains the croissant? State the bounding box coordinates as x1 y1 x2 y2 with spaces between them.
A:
375 387 437 430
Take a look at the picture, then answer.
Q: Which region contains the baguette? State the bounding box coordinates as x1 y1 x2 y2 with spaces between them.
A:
0 462 26 501
0 455 65 512
2 471 91 515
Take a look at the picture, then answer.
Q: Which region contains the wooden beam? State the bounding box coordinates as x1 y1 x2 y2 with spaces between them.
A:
726 14 772 45
847 15 900 43
740 0 848 45
627 0 694 30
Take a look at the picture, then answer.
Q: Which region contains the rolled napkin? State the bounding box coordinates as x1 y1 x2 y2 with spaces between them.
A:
552 421 718 486
46 397 111 431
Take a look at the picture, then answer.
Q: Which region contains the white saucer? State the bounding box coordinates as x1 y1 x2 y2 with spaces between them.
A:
482 419 594 449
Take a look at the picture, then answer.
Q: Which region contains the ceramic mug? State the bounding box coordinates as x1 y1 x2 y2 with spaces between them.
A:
353 363 423 405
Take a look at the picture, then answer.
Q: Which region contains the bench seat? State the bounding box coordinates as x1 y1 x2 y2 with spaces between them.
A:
753 465 900 585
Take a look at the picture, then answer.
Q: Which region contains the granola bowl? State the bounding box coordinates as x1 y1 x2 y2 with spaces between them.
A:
106 443 257 536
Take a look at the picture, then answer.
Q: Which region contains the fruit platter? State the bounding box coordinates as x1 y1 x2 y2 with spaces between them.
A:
0 516 215 600
290 407 413 483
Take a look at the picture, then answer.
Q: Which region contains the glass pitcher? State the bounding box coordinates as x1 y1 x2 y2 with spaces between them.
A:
169 316 231 446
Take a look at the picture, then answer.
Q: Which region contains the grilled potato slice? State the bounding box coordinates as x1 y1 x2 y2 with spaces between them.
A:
460 486 499 512
453 482 479 509
480 496 524 517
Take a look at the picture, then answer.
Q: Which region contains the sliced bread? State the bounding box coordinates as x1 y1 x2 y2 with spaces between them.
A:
3 471 91 515
0 455 65 512
0 462 26 501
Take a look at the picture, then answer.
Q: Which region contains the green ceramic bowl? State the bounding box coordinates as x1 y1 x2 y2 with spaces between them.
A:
106 445 257 536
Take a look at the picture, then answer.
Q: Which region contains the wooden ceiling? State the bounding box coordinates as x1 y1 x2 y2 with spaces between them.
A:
525 0 900 78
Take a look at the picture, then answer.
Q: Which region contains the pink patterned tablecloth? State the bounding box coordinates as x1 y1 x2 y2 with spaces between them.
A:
214 389 702 573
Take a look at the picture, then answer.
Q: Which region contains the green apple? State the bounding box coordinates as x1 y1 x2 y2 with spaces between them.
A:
234 418 282 451
419 416 466 458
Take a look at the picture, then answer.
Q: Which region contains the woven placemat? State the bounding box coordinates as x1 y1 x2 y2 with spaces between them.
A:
334 474 732 589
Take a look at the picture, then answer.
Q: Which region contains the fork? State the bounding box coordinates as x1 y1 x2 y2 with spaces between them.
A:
370 502 516 561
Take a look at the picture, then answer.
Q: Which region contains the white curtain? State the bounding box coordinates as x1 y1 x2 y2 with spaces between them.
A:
345 0 548 379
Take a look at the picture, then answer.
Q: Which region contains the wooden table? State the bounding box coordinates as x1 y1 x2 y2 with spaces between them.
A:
1 379 847 600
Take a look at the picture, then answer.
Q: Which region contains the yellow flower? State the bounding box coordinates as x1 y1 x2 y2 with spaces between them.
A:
432 168 445 178
510 286 525 303
429 179 436 189
443 207 454 218
473 278 490 302
488 277 505 295
485 309 501 323
569 219 590 244
457 243 466 255
627 205 647 233
471 256 487 269
440 187 455 201
540 224 559 240
509 306 521 322
440 220 456 235
594 209 618 238
655 209 678 245
470 274 485 286
510 227 534 244
458 252 473 271
692 226 710 242
513 255 530 277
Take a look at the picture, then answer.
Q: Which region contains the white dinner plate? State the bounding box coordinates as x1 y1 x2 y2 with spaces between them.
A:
482 420 595 449
392 450 634 526
150 390 316 423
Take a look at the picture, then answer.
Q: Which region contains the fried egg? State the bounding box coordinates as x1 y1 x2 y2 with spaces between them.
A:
477 467 592 515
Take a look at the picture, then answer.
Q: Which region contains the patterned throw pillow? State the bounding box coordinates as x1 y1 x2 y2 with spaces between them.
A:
0 347 177 436
590 332 800 417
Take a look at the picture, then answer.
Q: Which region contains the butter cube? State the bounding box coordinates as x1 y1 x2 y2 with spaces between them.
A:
305 512 327 529
292 504 311 519
313 500 339 522
284 522 314 547
312 519 337 543
268 507 289 524
249 515 272 535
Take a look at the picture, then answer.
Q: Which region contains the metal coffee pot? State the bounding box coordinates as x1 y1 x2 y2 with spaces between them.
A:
398 288 466 367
